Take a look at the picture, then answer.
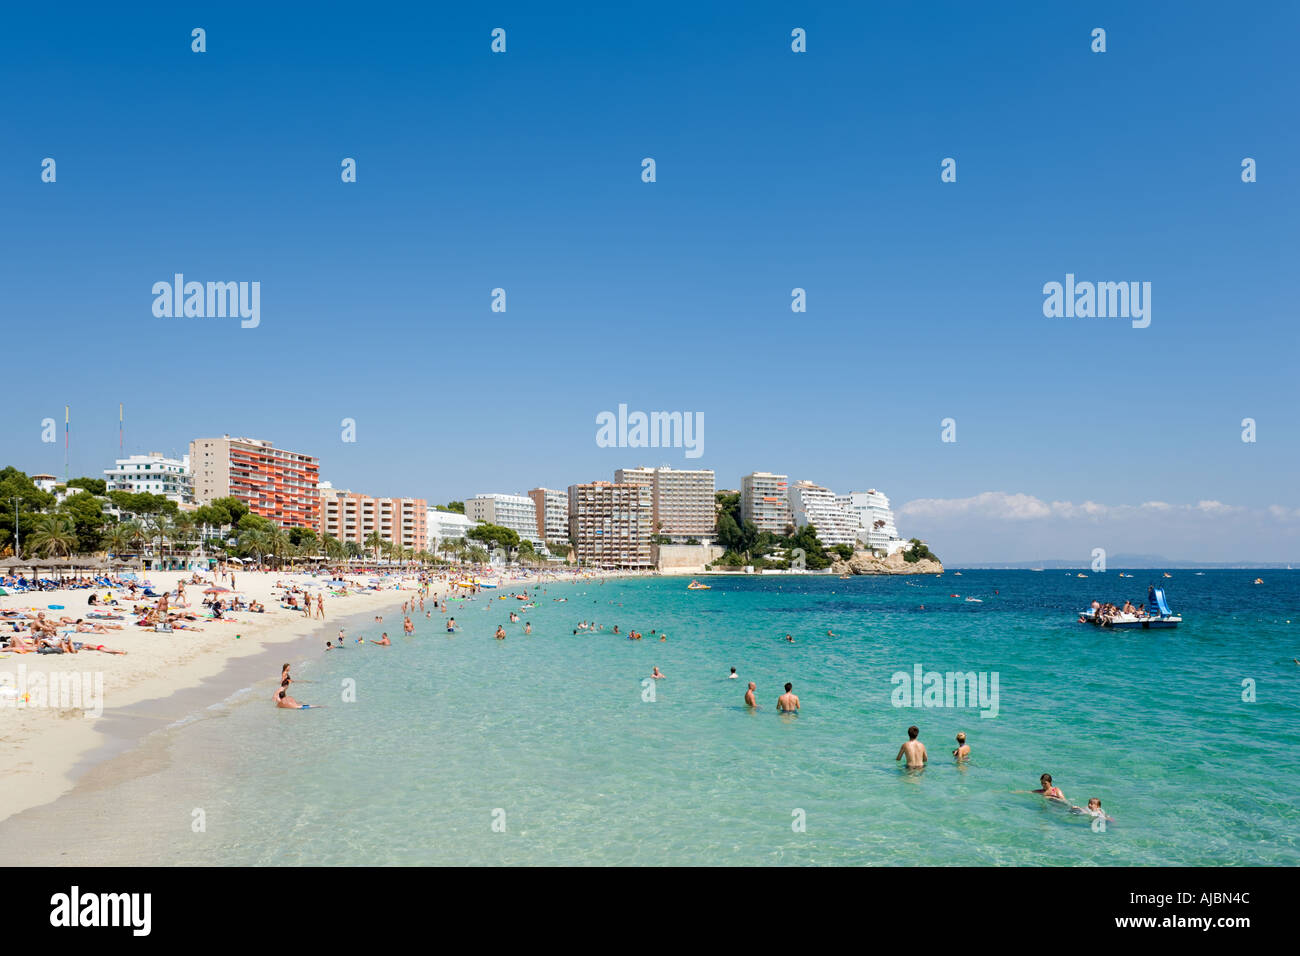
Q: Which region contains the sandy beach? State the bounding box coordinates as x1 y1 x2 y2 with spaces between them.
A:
0 567 480 824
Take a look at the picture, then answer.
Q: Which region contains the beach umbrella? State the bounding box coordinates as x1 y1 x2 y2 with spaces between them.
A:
203 586 232 594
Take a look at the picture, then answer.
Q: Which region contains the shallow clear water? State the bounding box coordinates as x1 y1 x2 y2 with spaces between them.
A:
35 571 1300 865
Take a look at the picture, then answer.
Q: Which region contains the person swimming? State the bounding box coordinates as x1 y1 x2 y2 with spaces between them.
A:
777 682 799 713
953 731 970 760
744 681 758 708
651 666 665 679
495 625 506 640
895 725 927 767
372 632 391 646
729 666 738 680
1023 773 1066 802
1070 797 1115 823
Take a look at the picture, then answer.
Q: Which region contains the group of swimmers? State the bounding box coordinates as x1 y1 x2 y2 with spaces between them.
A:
894 725 1114 821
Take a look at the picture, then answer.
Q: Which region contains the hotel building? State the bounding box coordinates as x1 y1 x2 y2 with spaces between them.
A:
614 467 715 541
465 494 541 543
788 480 859 547
527 488 570 544
567 481 654 569
318 485 428 553
836 489 906 555
740 471 793 533
104 452 196 506
189 435 320 529
426 509 481 550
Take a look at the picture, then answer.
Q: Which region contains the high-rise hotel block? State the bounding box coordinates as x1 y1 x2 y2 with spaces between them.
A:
614 467 715 540
567 481 653 569
318 486 428 553
740 471 792 533
189 435 320 529
527 488 570 543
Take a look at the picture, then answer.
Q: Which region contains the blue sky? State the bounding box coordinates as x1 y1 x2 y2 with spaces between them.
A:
2 2 1296 562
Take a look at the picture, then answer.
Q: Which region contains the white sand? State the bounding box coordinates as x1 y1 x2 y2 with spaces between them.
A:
0 567 459 823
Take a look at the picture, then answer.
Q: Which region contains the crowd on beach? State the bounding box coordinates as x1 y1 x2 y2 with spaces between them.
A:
0 560 433 659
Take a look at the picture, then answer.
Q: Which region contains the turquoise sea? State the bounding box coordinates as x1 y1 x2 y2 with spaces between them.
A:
21 570 1300 865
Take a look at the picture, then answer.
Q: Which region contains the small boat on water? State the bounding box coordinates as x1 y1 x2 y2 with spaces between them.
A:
1254 578 1263 585
1079 586 1181 629
686 580 711 590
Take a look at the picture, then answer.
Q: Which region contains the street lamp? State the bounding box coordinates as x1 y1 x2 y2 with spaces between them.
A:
10 496 22 559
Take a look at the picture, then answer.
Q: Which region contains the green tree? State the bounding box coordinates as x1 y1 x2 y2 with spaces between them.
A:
59 492 108 553
66 476 108 496
212 497 250 526
28 513 78 559
192 503 233 530
105 523 136 561
467 523 520 554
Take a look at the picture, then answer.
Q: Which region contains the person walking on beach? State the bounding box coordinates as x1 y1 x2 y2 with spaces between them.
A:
777 682 799 713
953 732 970 761
745 681 758 708
896 726 927 767
317 594 324 619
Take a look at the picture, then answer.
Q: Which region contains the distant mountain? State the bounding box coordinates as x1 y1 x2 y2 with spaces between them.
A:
957 556 1296 570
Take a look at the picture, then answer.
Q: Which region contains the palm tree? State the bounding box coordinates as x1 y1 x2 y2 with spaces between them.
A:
172 515 196 562
28 513 77 559
240 528 268 566
105 523 134 562
364 531 384 562
266 526 290 568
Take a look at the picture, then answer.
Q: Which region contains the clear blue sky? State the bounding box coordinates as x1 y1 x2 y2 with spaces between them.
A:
2 1 1296 562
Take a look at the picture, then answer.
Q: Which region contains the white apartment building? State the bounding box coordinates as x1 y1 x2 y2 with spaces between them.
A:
104 452 196 505
836 489 906 555
740 471 793 533
465 494 541 543
426 509 481 549
788 480 859 547
614 467 715 541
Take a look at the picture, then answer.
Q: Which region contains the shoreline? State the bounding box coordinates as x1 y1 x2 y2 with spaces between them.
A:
0 567 649 826
0 570 423 824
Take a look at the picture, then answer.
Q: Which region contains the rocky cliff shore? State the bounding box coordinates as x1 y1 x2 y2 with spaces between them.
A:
830 550 944 575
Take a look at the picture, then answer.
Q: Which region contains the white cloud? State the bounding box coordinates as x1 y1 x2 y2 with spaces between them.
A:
901 492 1276 523
900 491 1051 521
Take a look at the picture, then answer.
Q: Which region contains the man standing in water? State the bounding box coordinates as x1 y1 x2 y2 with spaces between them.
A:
744 681 758 708
896 725 927 767
777 682 799 713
